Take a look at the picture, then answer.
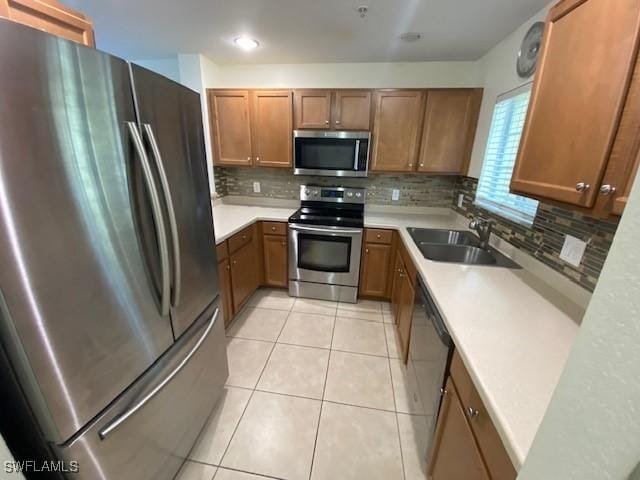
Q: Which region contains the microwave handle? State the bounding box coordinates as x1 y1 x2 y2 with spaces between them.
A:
354 139 361 170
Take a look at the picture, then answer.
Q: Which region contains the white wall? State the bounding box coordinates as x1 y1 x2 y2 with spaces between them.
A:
467 4 552 177
205 61 481 89
132 57 181 83
176 54 220 195
518 167 640 479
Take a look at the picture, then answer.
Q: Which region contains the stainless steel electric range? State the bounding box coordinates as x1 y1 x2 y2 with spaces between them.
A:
288 185 365 303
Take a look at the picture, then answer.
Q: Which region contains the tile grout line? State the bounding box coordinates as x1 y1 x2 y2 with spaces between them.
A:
307 308 338 480
384 308 408 480
216 304 292 474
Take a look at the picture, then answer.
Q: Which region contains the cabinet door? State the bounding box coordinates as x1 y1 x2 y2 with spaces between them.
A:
251 90 293 168
418 89 482 174
230 241 259 312
511 0 640 207
428 379 491 480
0 0 95 46
208 90 253 166
359 243 391 298
333 90 371 130
294 90 332 129
263 234 288 287
396 272 415 364
390 253 404 321
218 259 234 327
370 90 425 172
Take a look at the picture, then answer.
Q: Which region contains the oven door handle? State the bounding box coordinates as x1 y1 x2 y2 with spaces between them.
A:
289 224 362 236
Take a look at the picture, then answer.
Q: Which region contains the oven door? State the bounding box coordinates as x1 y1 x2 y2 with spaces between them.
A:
293 131 369 177
288 224 363 286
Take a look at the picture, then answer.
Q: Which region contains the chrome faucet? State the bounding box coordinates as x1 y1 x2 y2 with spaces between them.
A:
468 215 494 250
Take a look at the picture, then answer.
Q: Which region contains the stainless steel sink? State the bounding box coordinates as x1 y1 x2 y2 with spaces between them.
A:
407 228 480 247
408 228 521 269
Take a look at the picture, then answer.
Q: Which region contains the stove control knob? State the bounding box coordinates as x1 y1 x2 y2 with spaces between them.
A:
347 192 354 198
304 189 310 196
355 192 362 198
313 189 320 196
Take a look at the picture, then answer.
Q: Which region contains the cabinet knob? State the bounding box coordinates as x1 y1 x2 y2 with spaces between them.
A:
376 234 381 239
575 182 591 192
271 226 276 231
440 388 448 396
325 120 330 125
365 248 369 253
242 235 247 240
232 260 237 265
408 163 413 167
600 184 617 196
282 241 286 246
335 120 341 125
246 156 251 161
226 265 230 271
420 163 424 168
256 156 260 163
467 407 479 419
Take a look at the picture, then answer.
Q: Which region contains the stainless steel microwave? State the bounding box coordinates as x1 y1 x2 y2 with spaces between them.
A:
293 130 370 177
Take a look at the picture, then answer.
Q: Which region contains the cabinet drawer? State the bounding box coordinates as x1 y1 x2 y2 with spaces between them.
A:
365 228 393 244
450 352 516 480
262 221 287 236
216 241 229 262
228 225 254 254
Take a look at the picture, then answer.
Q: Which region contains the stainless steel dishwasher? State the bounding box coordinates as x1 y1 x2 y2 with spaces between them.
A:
408 275 454 459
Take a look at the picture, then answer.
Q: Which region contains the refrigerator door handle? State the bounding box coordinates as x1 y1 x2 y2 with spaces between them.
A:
142 123 182 308
127 122 171 316
98 307 219 440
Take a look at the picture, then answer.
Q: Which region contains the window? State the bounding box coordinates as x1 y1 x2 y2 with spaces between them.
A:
476 84 539 226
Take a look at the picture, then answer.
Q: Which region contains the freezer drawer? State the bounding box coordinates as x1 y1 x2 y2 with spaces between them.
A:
57 300 228 480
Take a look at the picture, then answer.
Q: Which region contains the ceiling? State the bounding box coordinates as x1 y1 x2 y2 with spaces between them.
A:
66 0 549 64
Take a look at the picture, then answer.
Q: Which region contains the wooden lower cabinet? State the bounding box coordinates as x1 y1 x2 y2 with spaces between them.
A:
359 228 394 299
396 268 415 363
429 352 516 480
262 233 288 287
428 377 491 480
218 258 233 327
0 0 95 46
230 240 259 312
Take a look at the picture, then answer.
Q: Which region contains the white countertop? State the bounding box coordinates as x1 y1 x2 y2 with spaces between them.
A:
212 203 580 469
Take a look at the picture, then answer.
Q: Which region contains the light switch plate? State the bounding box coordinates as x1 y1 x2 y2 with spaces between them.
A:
253 182 261 193
457 193 464 208
560 234 586 267
392 189 400 201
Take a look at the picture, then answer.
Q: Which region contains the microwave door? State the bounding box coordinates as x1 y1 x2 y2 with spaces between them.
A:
293 131 369 177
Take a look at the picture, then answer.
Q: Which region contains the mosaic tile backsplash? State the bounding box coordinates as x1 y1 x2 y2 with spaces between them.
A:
214 167 619 292
214 167 458 207
453 176 619 292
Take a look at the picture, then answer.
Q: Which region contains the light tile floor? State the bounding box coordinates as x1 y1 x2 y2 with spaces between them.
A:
179 288 433 480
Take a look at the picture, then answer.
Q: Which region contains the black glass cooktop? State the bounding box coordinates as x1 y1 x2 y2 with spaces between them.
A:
289 205 364 228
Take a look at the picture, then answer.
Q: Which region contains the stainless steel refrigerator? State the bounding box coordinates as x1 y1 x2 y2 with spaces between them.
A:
0 19 228 479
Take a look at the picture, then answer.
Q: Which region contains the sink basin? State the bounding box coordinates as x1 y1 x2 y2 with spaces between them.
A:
407 228 480 246
408 228 521 269
419 244 497 265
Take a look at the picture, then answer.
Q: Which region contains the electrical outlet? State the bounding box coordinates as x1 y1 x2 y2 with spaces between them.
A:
560 235 586 267
457 193 464 208
392 189 400 201
253 181 261 193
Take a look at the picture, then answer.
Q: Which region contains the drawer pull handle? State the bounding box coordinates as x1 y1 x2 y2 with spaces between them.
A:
271 226 276 231
376 234 381 239
467 407 479 419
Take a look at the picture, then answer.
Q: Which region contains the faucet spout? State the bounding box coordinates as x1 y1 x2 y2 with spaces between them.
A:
468 215 494 250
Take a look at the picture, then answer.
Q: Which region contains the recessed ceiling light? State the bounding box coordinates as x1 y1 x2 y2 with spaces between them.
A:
400 32 423 43
234 36 259 51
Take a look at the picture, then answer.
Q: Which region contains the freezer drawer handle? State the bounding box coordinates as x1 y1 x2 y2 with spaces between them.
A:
143 123 182 308
98 308 219 440
126 122 171 316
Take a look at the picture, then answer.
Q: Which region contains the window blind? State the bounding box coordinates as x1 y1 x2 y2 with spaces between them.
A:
475 84 539 226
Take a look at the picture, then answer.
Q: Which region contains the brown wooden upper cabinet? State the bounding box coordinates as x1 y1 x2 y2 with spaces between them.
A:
370 90 426 172
0 0 95 46
418 89 483 174
294 90 372 130
511 0 640 215
208 89 293 168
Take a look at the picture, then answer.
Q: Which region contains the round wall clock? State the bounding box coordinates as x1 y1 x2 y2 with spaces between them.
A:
517 21 545 79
